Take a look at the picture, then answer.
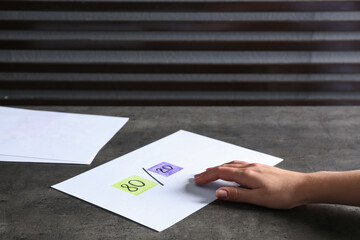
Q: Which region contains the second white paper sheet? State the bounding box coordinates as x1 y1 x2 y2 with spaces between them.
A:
0 107 129 164
52 130 282 231
0 154 89 164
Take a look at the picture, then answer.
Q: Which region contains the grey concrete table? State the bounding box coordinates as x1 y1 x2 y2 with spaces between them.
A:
1 106 360 240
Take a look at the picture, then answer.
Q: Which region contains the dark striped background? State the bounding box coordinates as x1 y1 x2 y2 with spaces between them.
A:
1 0 360 105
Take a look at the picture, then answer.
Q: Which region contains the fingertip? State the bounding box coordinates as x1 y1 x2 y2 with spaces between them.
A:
218 186 254 203
216 188 228 200
194 170 207 179
194 174 201 184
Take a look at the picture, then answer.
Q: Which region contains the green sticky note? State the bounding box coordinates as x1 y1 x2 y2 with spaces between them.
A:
112 175 158 195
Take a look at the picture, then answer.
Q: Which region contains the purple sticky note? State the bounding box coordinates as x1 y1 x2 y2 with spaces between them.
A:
147 162 183 177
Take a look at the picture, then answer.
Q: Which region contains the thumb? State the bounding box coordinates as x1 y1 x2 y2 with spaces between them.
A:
216 187 254 203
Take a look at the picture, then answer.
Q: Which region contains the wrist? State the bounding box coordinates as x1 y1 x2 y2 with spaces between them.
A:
294 172 323 206
296 171 336 205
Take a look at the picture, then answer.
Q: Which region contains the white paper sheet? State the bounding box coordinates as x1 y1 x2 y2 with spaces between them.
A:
0 154 86 164
0 107 128 164
52 130 282 231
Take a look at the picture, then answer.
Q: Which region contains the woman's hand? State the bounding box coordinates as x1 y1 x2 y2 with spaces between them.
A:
195 161 310 209
195 160 360 209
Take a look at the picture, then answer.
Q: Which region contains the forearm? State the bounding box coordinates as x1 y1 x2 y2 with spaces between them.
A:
298 170 360 207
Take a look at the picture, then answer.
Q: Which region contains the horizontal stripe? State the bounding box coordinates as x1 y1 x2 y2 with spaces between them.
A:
2 1 360 12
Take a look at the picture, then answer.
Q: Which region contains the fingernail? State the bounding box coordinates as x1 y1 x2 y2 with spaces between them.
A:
194 174 201 179
216 189 228 199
